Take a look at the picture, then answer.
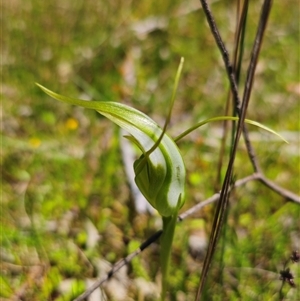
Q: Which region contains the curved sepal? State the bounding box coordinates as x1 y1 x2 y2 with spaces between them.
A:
36 83 186 217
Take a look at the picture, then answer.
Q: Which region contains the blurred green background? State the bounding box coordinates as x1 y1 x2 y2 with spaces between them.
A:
2 0 299 300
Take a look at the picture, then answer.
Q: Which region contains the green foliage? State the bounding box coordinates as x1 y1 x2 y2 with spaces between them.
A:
3 0 299 300
36 69 286 299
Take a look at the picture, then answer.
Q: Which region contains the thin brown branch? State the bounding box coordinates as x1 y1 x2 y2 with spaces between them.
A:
73 230 163 301
215 0 249 190
196 1 243 298
233 0 262 174
195 1 273 299
240 0 273 173
198 0 242 113
257 175 300 204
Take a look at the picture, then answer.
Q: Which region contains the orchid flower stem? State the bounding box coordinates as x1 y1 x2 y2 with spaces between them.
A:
160 213 179 300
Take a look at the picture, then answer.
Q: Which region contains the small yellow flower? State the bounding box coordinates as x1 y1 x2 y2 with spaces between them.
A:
29 137 41 148
65 118 78 130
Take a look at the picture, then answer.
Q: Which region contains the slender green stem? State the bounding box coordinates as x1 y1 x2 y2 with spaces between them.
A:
160 212 179 300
